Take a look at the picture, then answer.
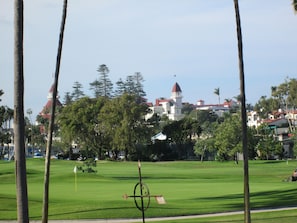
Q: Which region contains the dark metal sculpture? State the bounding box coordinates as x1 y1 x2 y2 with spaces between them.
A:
123 160 165 223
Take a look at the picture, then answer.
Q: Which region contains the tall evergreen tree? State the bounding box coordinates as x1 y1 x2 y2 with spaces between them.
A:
90 64 113 98
89 79 103 98
115 72 146 101
71 81 84 101
125 75 135 94
115 78 126 96
133 72 146 100
63 91 73 105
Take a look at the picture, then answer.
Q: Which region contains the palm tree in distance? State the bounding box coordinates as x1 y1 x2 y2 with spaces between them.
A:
214 87 220 104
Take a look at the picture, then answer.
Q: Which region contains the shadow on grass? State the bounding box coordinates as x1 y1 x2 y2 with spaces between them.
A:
196 216 296 223
0 171 14 176
250 188 297 208
112 175 215 181
190 188 297 210
0 195 16 200
208 214 297 223
251 215 297 222
112 176 148 180
30 205 184 220
260 160 286 164
30 206 135 219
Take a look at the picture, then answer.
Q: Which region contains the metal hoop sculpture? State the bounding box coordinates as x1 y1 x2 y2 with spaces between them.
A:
133 182 150 211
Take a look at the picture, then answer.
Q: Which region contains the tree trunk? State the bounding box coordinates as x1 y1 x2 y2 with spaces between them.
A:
42 1 68 222
233 1 251 223
200 146 205 162
14 0 29 222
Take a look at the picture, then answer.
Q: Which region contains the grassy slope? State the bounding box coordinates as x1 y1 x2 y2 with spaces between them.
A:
0 159 297 220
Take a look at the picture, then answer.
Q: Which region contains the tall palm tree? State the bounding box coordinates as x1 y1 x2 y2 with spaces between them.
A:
233 1 251 223
293 0 297 13
42 1 68 222
14 0 29 222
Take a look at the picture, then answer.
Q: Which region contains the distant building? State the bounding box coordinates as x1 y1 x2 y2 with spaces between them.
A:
196 99 239 117
39 84 62 119
38 84 62 134
247 109 297 159
247 111 261 128
145 82 185 121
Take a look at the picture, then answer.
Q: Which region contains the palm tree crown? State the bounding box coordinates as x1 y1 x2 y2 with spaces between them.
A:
293 0 297 13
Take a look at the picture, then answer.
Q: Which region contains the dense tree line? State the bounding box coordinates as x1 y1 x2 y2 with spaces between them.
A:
254 77 297 118
57 66 150 160
2 75 297 162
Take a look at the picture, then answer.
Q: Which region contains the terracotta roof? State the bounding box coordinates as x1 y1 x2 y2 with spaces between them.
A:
39 99 62 117
44 99 62 109
172 82 182 93
40 83 63 120
155 98 171 106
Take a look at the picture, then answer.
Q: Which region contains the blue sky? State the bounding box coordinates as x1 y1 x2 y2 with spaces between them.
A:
0 0 296 119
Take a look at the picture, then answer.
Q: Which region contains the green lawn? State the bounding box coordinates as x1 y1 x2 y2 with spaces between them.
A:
153 209 297 223
0 159 297 221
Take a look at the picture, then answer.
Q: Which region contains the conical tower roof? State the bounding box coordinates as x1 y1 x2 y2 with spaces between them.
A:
171 82 182 93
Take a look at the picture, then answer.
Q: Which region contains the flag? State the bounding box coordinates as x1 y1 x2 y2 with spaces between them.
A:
73 166 77 173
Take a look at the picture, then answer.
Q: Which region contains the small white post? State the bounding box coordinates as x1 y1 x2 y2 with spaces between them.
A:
73 166 77 192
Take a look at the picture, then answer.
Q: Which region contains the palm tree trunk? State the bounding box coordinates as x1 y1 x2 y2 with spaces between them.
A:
233 1 251 223
42 1 68 222
14 0 29 222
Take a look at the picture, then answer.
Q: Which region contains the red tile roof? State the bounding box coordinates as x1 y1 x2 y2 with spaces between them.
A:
39 85 62 119
172 82 182 93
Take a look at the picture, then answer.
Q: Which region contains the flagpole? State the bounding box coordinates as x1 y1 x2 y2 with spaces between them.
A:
74 166 77 192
